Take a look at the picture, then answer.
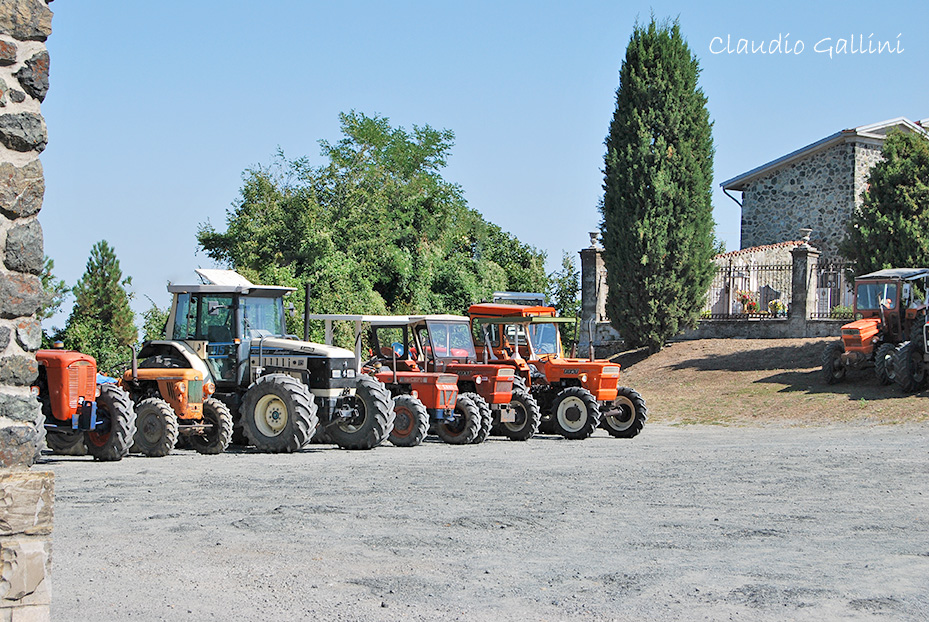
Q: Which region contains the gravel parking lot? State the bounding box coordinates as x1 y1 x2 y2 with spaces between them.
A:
48 424 929 621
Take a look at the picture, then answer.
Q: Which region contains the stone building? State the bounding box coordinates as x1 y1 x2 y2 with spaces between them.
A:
0 1 54 620
721 117 928 259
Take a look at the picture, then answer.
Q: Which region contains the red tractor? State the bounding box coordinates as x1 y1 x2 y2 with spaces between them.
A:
34 349 136 461
821 268 929 386
468 303 647 440
308 315 483 446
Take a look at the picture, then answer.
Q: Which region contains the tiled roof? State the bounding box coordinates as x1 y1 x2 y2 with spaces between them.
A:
714 240 803 260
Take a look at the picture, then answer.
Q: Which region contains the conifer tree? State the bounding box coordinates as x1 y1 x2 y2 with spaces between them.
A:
840 130 929 274
600 17 717 353
61 240 136 372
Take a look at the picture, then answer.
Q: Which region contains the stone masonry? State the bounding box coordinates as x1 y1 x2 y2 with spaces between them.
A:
0 1 54 621
739 141 866 259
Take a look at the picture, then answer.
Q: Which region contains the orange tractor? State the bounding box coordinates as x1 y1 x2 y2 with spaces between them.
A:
308 315 483 446
34 349 136 461
468 303 647 440
821 268 929 386
118 342 233 456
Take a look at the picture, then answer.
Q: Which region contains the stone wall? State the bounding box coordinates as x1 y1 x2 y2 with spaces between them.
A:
739 141 878 259
0 1 53 620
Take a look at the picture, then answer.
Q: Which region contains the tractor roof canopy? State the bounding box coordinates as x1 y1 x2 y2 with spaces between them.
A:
167 269 295 297
857 268 929 281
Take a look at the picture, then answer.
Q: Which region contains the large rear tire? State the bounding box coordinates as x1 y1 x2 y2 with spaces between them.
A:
132 397 179 457
501 386 541 441
388 394 429 447
551 387 600 440
191 398 233 455
821 341 846 384
436 395 481 445
242 374 317 453
874 342 897 385
86 384 136 462
893 341 927 393
461 392 492 444
602 386 647 438
328 374 393 450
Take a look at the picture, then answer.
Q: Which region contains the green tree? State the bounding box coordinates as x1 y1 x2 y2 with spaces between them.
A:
547 252 581 354
60 241 136 373
198 112 548 343
140 298 170 342
38 256 69 321
840 130 929 273
600 17 717 353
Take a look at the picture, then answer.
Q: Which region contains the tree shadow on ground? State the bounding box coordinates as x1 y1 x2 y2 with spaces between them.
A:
755 369 922 401
609 347 652 369
665 342 827 372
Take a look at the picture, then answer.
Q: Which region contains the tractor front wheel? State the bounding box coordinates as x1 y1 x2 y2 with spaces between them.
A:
602 386 647 438
328 374 393 450
191 398 234 455
461 392 492 444
436 395 481 445
388 394 429 447
501 387 541 441
86 384 136 462
46 429 87 456
874 342 897 385
242 374 317 453
821 341 846 385
551 387 600 440
132 398 179 457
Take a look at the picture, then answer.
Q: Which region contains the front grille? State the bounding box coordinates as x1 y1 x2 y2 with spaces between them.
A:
188 379 203 404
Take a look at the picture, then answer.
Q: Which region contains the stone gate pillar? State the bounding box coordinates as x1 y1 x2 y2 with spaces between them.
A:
0 1 54 620
789 237 821 336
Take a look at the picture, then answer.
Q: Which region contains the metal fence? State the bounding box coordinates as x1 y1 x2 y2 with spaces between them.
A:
812 261 855 319
702 261 792 319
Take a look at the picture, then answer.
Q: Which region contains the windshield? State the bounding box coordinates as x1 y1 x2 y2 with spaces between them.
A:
239 296 286 338
528 322 561 355
856 282 897 311
424 321 476 359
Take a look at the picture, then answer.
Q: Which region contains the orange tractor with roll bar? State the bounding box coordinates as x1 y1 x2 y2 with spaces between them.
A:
821 268 929 387
468 302 647 440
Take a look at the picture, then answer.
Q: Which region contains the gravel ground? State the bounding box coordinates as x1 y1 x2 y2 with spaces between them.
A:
47 425 929 621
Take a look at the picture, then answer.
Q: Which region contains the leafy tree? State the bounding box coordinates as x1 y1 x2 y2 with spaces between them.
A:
38 256 69 321
198 111 548 344
140 298 170 342
59 240 136 373
547 252 581 354
840 130 929 273
600 17 717 353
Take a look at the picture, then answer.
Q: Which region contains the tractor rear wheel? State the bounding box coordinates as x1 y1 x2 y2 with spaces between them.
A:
501 386 541 441
461 392 492 444
436 395 481 445
893 341 928 393
602 386 647 438
551 387 600 440
388 394 429 447
132 397 179 457
874 343 897 385
191 398 233 455
242 374 317 453
46 429 87 456
328 374 393 450
821 341 846 384
86 384 136 462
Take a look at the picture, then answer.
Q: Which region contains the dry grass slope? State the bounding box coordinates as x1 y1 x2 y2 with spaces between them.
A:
614 338 929 427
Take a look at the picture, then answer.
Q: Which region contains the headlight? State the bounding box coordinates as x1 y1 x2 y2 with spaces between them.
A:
579 373 588 383
204 381 216 397
475 376 482 385
497 368 515 377
346 369 356 378
331 369 357 378
602 365 620 376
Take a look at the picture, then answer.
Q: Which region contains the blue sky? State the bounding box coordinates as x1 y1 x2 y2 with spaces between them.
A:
40 0 929 329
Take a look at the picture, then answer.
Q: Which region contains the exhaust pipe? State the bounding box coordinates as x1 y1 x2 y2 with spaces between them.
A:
131 345 138 381
304 282 311 342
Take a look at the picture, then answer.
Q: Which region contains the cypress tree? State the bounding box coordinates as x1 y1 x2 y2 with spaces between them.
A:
840 130 929 274
600 17 716 353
